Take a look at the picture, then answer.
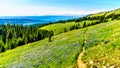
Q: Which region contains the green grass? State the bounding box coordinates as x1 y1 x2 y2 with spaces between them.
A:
82 20 120 67
40 22 77 35
115 8 120 14
40 20 99 35
0 28 85 68
0 19 120 67
88 12 105 18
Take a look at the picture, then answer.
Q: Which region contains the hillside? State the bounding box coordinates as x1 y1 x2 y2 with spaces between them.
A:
40 8 120 35
0 8 120 68
0 20 120 67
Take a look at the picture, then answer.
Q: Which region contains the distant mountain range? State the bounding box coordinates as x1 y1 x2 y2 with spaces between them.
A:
0 15 83 26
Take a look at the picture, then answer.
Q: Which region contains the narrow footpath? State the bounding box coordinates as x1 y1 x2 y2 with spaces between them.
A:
77 28 88 68
77 47 86 68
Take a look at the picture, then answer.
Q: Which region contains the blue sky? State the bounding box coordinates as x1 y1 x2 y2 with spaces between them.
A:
0 0 120 16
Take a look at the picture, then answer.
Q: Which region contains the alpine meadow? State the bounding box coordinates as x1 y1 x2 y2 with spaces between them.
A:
0 0 120 68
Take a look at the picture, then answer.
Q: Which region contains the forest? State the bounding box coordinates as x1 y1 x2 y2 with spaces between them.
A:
0 24 53 52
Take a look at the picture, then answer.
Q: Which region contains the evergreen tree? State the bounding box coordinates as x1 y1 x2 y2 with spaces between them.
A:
64 28 67 32
48 31 54 42
83 22 86 28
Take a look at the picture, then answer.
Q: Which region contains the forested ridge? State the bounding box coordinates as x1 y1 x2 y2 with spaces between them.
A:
0 24 53 52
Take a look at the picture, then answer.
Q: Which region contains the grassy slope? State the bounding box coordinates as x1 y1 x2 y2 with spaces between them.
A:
83 20 120 67
40 20 98 35
0 28 84 68
88 12 106 18
0 20 120 67
40 9 120 35
40 22 77 35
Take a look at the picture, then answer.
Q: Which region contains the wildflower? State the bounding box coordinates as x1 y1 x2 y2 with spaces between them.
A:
89 60 94 64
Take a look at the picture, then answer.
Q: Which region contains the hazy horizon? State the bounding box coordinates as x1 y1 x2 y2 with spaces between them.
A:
0 0 120 16
0 14 85 17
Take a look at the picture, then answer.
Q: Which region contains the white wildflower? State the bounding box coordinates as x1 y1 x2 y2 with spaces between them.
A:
89 60 94 64
110 65 115 68
103 66 106 68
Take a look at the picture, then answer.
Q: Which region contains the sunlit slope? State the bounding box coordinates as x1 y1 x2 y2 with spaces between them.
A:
88 8 120 17
40 8 120 35
0 26 85 68
40 22 77 35
40 20 99 35
0 20 120 67
83 20 120 67
88 12 106 18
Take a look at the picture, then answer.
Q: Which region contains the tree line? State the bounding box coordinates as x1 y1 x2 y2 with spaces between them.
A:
0 24 53 53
